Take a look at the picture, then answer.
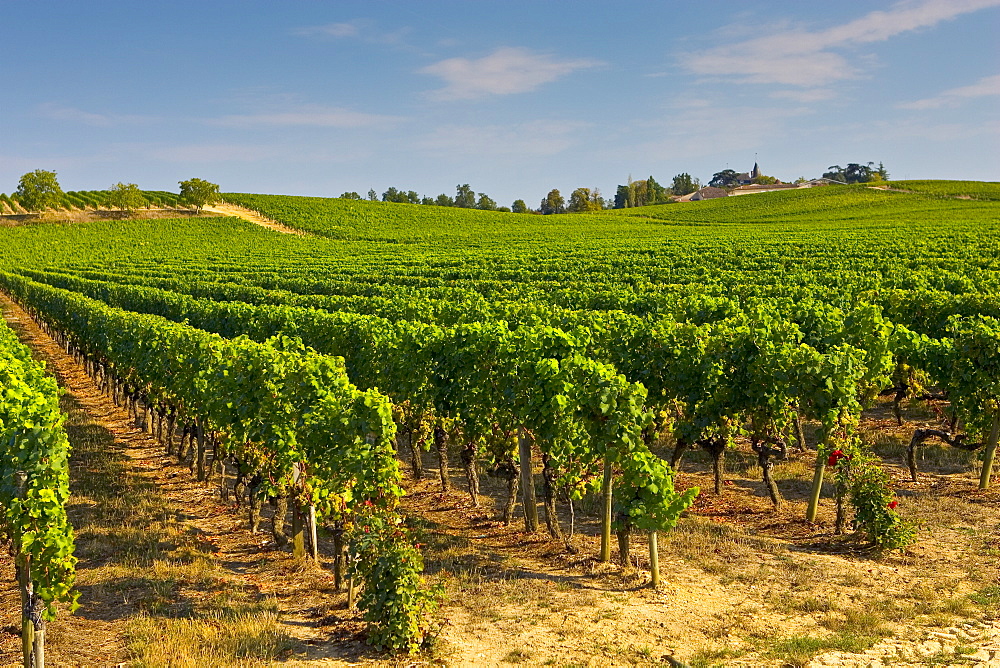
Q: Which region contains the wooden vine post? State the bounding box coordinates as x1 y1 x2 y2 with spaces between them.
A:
291 463 306 560
648 531 659 587
599 457 613 562
15 471 44 668
308 504 319 561
979 411 1000 490
518 430 538 532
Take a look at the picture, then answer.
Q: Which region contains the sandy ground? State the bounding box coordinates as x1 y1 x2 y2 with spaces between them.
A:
203 203 309 235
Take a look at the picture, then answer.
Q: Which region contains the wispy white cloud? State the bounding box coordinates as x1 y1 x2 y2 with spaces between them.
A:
293 19 411 46
683 0 1000 86
420 47 603 100
414 120 592 157
207 105 404 129
770 89 837 103
899 73 1000 109
39 103 157 127
294 21 360 38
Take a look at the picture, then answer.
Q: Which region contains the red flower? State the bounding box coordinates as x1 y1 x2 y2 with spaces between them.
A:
827 449 848 467
888 500 898 510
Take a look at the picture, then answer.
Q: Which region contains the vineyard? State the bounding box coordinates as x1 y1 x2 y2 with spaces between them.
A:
0 190 186 215
0 182 998 665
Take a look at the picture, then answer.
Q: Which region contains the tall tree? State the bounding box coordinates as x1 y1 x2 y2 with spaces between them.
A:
844 163 872 184
631 178 648 206
590 188 606 210
15 170 64 212
567 187 603 212
824 163 884 184
823 165 846 182
476 193 497 211
614 184 630 209
539 189 566 215
178 177 221 212
647 176 668 204
107 182 145 214
708 169 739 188
455 184 476 208
671 173 697 196
367 189 378 201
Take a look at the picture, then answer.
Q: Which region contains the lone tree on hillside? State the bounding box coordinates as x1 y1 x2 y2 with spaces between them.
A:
107 182 145 215
15 169 64 212
540 189 566 215
179 177 221 212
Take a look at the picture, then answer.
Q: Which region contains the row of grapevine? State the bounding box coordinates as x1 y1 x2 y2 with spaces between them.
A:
22 255 1000 511
0 190 191 213
0 317 77 666
0 272 702 567
0 269 930 548
0 276 442 652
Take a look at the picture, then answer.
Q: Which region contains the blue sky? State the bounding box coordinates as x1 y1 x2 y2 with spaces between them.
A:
2 0 998 206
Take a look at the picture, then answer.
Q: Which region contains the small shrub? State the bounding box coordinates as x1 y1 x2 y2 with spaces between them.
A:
831 442 918 552
351 512 443 654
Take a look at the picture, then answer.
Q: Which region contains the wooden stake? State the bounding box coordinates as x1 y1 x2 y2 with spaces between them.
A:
648 532 660 588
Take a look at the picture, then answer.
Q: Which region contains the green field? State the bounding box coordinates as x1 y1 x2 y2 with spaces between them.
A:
2 180 999 658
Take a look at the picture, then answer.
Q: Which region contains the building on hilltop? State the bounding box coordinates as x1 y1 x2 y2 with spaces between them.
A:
689 186 729 201
735 162 763 185
730 183 801 196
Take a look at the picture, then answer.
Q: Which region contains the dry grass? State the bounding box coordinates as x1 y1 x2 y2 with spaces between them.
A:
61 392 300 664
126 610 293 667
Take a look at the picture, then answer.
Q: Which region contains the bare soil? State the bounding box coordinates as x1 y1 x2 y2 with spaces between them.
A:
0 207 214 226
202 203 308 235
0 203 305 237
0 291 998 667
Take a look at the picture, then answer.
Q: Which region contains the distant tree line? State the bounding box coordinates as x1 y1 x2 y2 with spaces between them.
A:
340 184 515 212
610 174 701 209
823 162 889 184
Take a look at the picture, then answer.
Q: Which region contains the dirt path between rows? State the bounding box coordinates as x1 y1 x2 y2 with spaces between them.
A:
204 203 309 236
